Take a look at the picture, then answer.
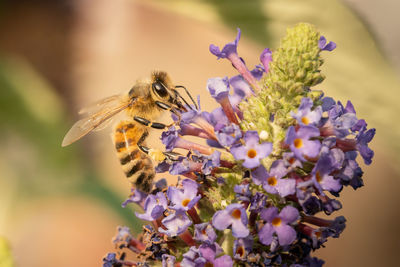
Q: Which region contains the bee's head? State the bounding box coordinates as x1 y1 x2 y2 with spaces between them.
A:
151 71 185 110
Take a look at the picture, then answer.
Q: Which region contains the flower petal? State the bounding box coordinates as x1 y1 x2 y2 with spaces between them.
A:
275 224 297 246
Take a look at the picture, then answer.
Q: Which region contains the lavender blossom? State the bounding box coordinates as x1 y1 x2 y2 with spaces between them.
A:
259 206 299 246
212 203 249 238
167 179 201 211
135 192 167 221
159 211 192 237
199 243 233 267
194 223 217 244
318 36 336 51
292 97 322 126
285 126 321 161
121 188 147 208
231 131 272 168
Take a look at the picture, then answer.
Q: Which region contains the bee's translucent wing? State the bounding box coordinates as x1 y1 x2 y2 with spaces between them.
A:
62 96 132 147
78 94 121 115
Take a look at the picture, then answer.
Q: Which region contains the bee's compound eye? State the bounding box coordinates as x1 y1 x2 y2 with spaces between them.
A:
152 82 168 98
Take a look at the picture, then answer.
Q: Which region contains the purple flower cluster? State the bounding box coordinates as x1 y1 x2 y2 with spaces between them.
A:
103 28 375 267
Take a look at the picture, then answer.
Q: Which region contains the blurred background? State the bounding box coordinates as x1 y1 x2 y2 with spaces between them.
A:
0 0 399 266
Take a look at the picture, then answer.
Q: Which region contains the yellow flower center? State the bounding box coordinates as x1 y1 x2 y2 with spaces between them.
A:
205 263 214 267
231 209 242 219
181 199 190 207
294 138 303 148
271 217 282 227
247 148 257 158
236 246 245 257
315 230 322 239
316 171 322 183
267 176 277 186
301 116 310 125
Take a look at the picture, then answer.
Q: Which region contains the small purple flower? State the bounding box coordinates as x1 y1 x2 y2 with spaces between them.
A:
161 126 180 151
234 184 252 202
212 203 250 238
207 77 231 103
209 28 260 91
249 192 268 213
338 151 364 190
321 97 336 112
231 131 272 168
250 65 265 80
159 211 192 237
203 107 229 130
233 237 253 261
229 75 253 102
167 179 201 211
321 197 342 215
210 28 241 59
311 152 342 194
194 223 217 244
329 216 347 238
155 160 171 173
135 192 168 221
300 196 322 215
356 127 375 165
155 178 168 191
169 158 191 175
282 152 303 170
121 188 147 208
102 253 117 267
318 36 336 51
257 160 296 197
216 123 242 147
291 98 322 126
201 150 221 175
199 243 234 267
112 226 132 247
285 126 321 161
260 48 272 72
324 101 358 138
182 246 206 267
259 206 299 246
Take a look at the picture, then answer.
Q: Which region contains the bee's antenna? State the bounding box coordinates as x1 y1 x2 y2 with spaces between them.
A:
172 89 194 111
175 85 198 110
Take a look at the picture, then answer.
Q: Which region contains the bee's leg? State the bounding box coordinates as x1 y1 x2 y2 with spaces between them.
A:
155 101 182 122
134 116 170 130
137 131 150 154
137 131 181 161
155 101 181 116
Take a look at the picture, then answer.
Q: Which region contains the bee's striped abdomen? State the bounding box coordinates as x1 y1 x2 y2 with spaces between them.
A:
114 121 155 192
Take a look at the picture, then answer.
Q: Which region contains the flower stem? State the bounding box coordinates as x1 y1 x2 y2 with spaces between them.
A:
187 207 202 224
228 53 261 92
179 230 197 247
219 97 239 124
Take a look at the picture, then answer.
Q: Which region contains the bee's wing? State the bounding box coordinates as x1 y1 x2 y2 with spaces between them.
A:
62 96 132 147
78 94 121 115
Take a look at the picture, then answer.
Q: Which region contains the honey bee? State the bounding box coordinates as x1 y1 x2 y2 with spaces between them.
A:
62 71 196 192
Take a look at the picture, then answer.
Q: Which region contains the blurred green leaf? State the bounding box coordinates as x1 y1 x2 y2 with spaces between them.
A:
0 55 139 228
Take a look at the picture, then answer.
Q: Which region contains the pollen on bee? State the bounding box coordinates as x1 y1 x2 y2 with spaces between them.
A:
148 149 166 162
